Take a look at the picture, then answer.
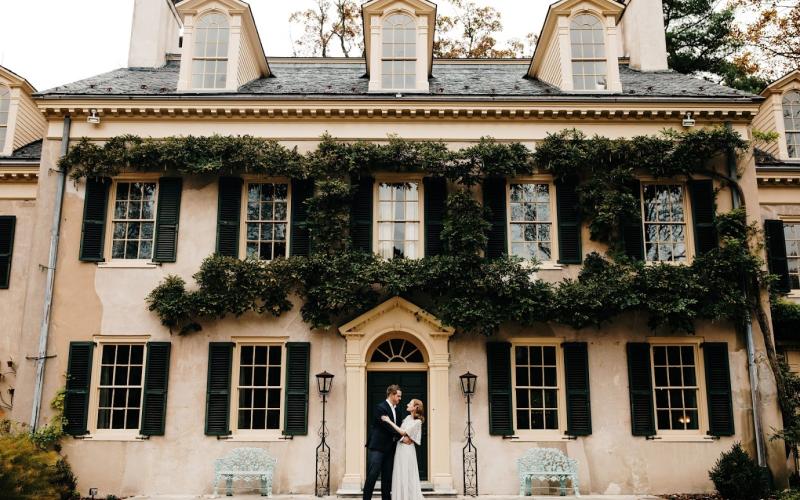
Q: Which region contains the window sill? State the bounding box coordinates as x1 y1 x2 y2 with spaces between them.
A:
518 260 563 271
77 433 147 442
97 261 159 269
219 433 288 442
786 290 800 300
508 432 567 442
648 434 719 442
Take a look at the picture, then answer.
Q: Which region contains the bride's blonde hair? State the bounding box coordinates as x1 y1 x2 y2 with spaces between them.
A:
410 399 425 423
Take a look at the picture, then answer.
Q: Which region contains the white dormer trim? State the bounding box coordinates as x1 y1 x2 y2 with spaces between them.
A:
176 0 270 92
0 66 43 157
528 0 623 92
760 70 800 161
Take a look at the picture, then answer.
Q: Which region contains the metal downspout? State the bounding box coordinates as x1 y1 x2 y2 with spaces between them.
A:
30 115 71 430
726 121 766 467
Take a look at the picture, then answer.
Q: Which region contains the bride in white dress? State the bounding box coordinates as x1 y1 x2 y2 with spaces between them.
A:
380 399 425 500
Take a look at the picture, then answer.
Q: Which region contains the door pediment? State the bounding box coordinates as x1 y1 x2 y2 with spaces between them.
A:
338 296 454 339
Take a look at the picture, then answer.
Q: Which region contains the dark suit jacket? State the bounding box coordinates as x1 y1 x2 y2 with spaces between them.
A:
366 400 400 453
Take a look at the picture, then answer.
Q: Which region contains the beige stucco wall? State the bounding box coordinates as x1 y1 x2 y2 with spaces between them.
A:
18 114 788 496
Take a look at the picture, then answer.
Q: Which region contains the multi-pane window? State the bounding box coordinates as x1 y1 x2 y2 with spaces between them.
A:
192 12 229 89
509 183 553 261
570 14 607 91
97 344 145 430
111 182 157 260
381 14 417 90
652 345 699 431
784 222 800 289
642 184 687 263
784 91 800 159
377 182 420 259
0 85 8 151
514 345 559 431
237 345 282 431
245 183 289 260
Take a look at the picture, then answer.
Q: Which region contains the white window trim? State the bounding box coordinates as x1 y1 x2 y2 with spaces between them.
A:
780 216 800 295
227 337 288 442
0 85 8 153
373 175 425 260
509 337 568 442
99 175 161 268
380 12 418 92
568 11 610 93
239 177 292 261
506 177 561 269
84 335 151 441
646 336 712 442
190 10 231 91
639 181 695 265
783 90 800 160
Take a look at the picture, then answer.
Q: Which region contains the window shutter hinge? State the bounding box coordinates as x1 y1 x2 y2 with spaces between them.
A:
280 434 294 440
216 435 232 440
136 435 150 440
562 434 578 440
645 435 661 440
501 435 519 440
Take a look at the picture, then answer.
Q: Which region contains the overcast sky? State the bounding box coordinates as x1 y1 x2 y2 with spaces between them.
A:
0 0 547 92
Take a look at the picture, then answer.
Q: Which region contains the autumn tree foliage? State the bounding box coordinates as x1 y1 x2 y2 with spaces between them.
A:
290 0 362 57
434 0 535 58
732 0 800 81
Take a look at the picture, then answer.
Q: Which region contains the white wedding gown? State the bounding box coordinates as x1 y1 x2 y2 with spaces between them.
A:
392 416 424 500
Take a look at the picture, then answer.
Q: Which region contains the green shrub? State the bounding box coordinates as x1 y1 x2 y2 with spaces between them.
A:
708 442 770 500
775 489 800 500
0 421 70 500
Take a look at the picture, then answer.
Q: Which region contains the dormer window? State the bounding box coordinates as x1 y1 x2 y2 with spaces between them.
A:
570 14 607 91
192 12 230 89
784 91 800 159
382 14 417 90
0 86 8 152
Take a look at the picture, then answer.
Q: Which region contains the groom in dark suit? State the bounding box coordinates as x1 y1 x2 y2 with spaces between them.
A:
363 384 406 500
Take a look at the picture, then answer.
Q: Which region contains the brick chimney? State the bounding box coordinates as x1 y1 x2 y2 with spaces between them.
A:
620 0 669 71
128 0 182 68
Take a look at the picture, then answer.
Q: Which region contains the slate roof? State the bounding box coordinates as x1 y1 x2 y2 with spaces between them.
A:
0 139 42 161
37 59 759 101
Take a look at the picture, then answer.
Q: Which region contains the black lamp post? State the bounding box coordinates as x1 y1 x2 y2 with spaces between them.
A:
315 371 334 497
460 372 478 496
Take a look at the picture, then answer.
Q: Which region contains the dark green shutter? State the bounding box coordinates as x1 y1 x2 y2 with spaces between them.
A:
290 179 314 257
688 179 718 255
284 342 310 436
563 342 592 436
216 177 243 258
765 220 792 294
153 178 182 263
424 177 447 257
79 178 110 262
486 342 513 435
64 341 95 436
205 342 234 436
626 342 655 436
555 180 582 264
350 176 374 253
140 342 171 436
483 178 507 259
0 216 16 289
621 180 644 261
703 342 735 437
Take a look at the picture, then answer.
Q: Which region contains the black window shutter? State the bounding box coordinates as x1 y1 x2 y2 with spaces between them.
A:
626 342 655 436
555 180 582 264
703 342 735 437
688 179 718 255
153 178 182 263
290 179 314 257
79 178 110 262
64 341 95 436
621 180 645 261
350 176 374 253
563 342 592 436
765 219 792 294
486 342 513 435
140 342 171 436
216 177 243 258
424 177 447 257
205 342 234 436
0 216 16 289
483 178 507 259
284 342 310 436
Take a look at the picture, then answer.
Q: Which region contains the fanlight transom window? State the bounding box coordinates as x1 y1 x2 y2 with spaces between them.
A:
381 13 417 90
570 14 607 91
0 86 9 152
784 91 800 159
371 339 424 363
192 12 230 89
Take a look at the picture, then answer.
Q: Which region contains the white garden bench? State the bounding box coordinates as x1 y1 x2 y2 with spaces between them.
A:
213 447 277 497
517 447 580 496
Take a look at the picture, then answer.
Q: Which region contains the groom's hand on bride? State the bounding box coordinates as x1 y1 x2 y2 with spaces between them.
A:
401 437 413 445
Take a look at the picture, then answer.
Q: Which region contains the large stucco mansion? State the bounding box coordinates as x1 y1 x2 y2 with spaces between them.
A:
2 0 800 496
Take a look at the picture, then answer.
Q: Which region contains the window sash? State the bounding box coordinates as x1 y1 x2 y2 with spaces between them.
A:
784 222 800 290
509 183 554 262
192 13 229 89
95 343 146 432
231 342 285 434
784 92 800 158
650 344 701 432
110 181 158 261
641 184 688 263
376 181 421 259
243 182 290 261
511 344 562 433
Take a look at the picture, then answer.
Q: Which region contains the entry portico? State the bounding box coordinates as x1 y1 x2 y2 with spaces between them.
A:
337 297 456 495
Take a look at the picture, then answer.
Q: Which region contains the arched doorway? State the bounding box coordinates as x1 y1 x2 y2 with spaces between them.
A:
367 337 429 480
336 297 456 496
